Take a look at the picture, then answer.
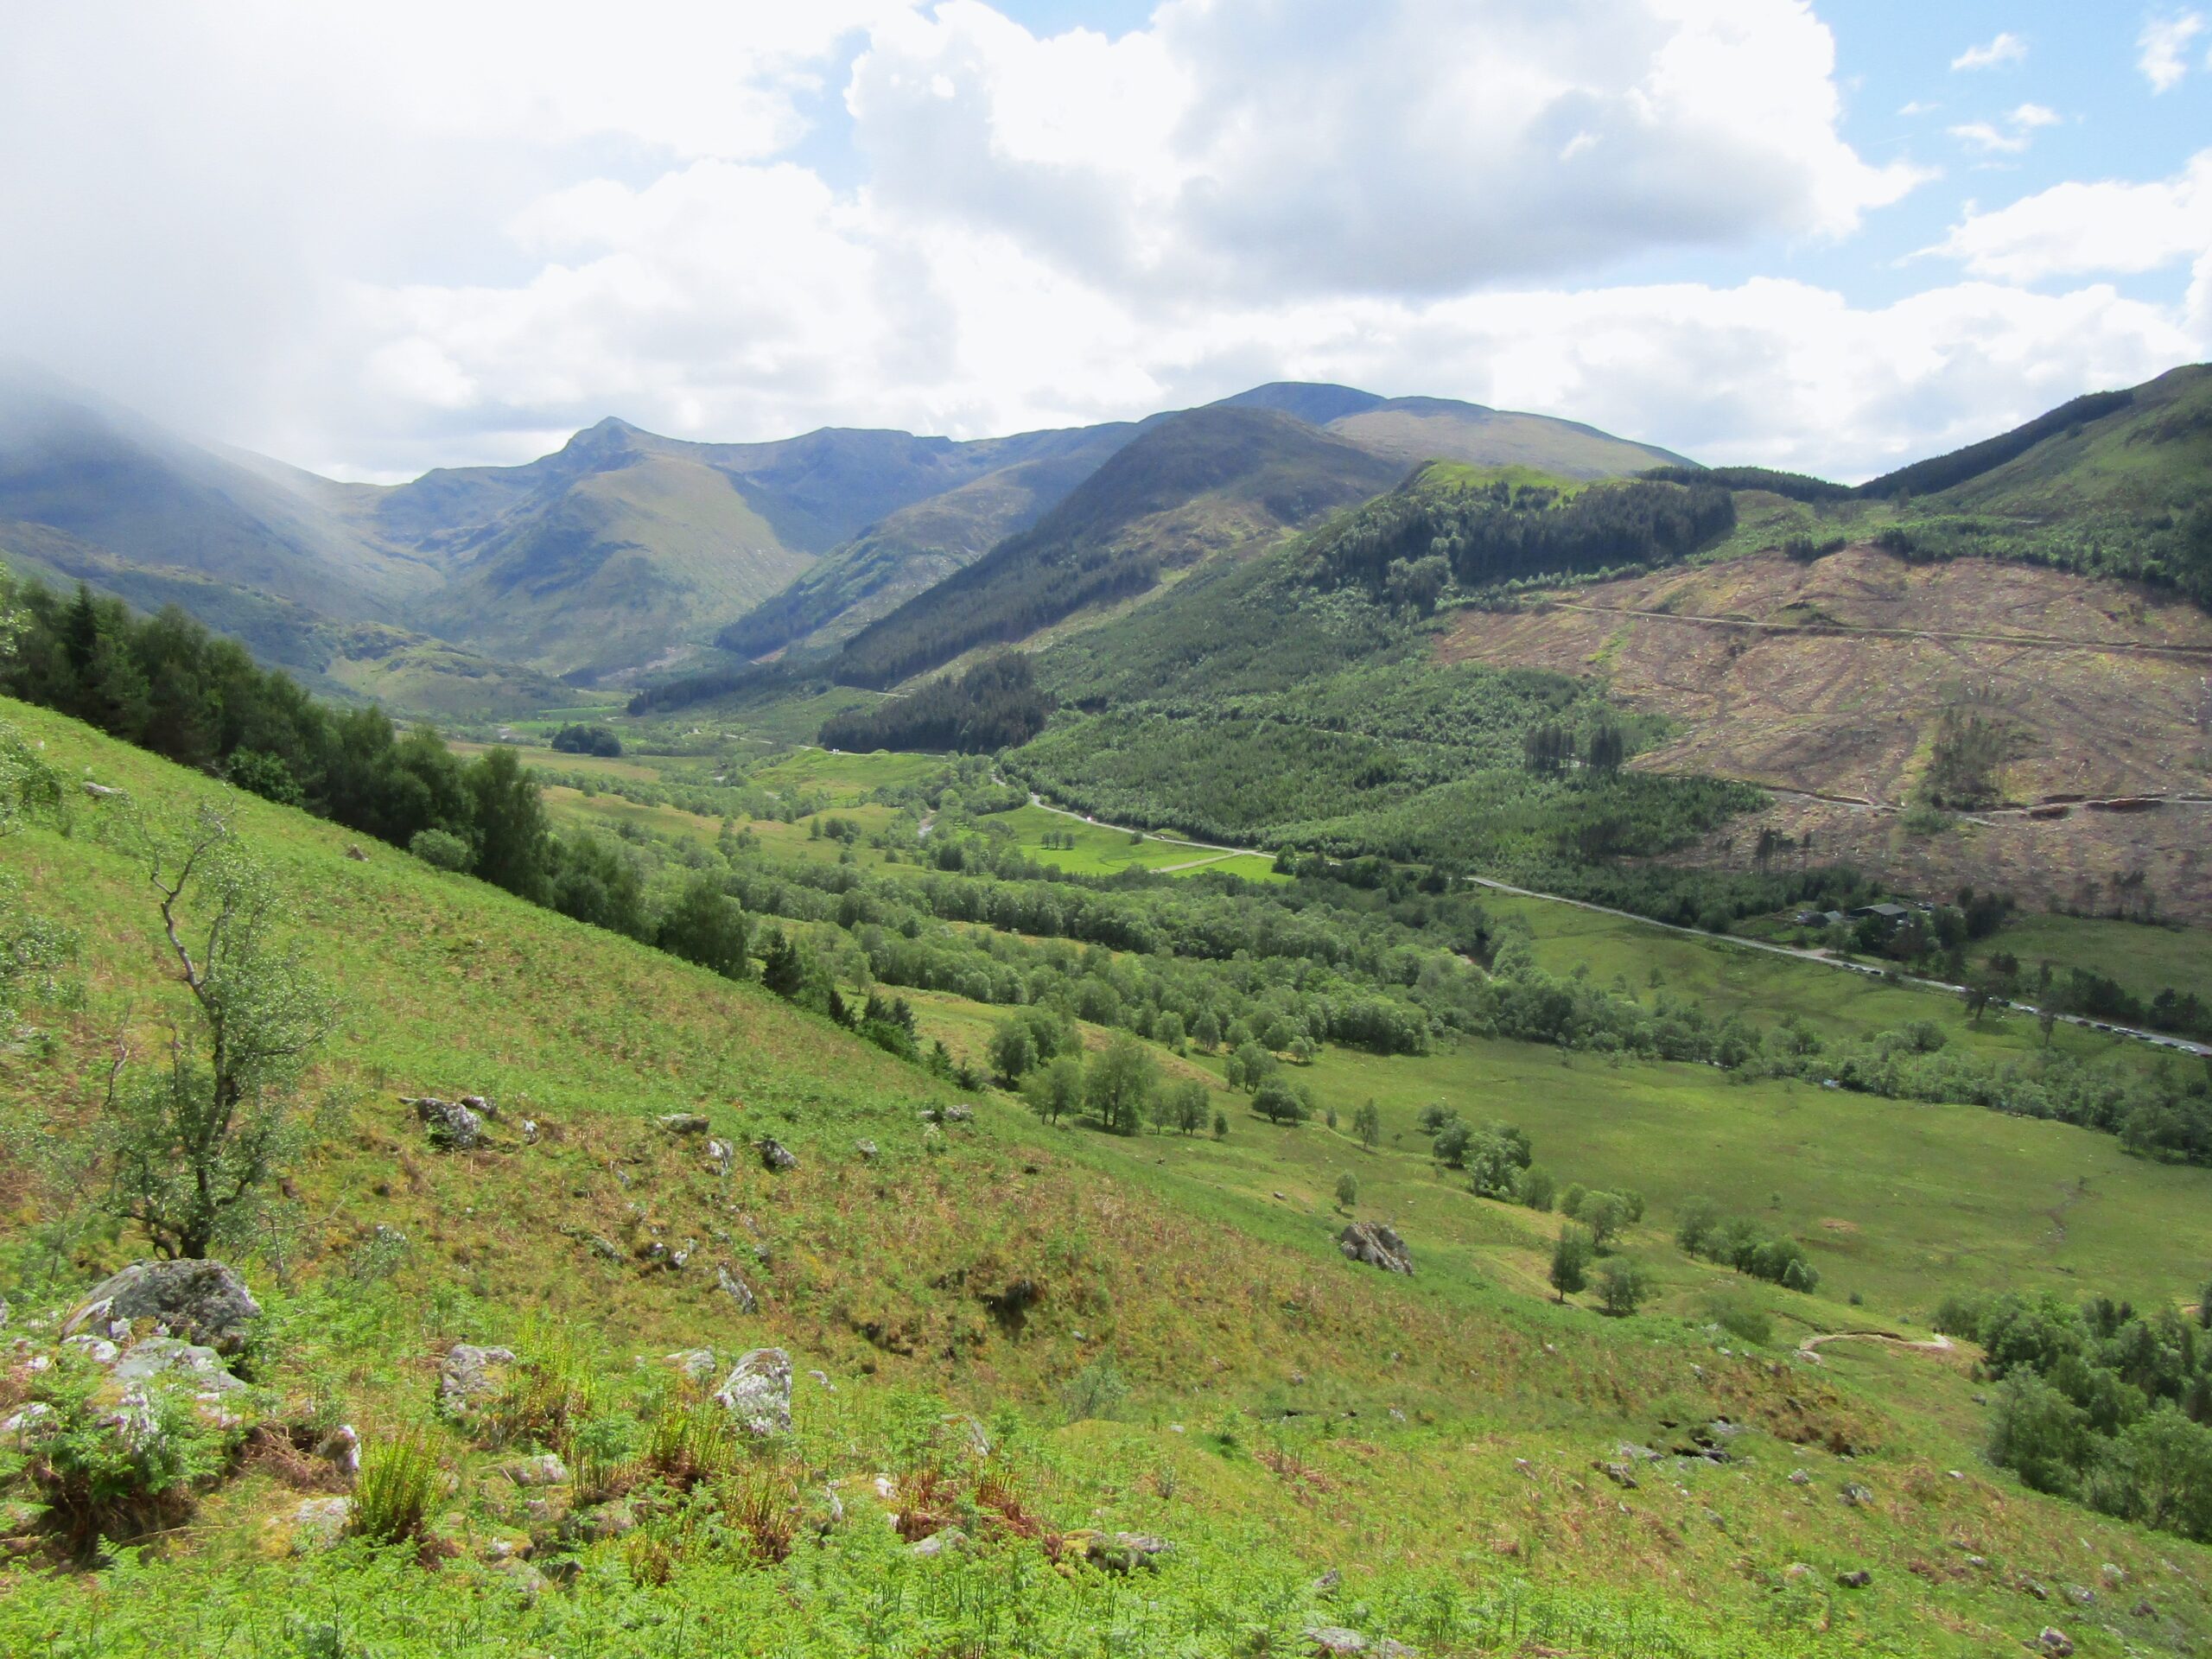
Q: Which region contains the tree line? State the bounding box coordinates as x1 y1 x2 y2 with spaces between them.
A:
817 653 1052 754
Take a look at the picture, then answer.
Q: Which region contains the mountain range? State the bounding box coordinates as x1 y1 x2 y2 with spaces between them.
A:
0 363 1693 705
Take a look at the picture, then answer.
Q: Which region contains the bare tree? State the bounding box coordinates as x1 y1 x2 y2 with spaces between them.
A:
105 805 334 1259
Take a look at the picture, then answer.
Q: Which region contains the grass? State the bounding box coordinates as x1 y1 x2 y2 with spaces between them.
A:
995 803 1290 881
1968 910 2212 1007
5 697 2212 1656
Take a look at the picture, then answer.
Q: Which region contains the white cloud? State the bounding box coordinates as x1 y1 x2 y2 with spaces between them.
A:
1948 102 2063 155
1951 32 2027 71
0 0 2196 492
2138 10 2206 92
1926 150 2212 283
1898 100 1940 116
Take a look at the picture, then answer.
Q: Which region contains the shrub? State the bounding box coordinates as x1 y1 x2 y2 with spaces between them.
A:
24 1357 228 1554
1549 1224 1593 1302
1252 1077 1307 1123
1517 1165 1556 1211
1596 1259 1652 1317
1335 1172 1358 1211
349 1429 439 1546
1064 1356 1128 1422
408 826 473 870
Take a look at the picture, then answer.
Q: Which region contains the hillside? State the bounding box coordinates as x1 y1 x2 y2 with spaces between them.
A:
7 702 2212 1653
830 406 1405 688
717 423 1140 659
1440 543 2212 921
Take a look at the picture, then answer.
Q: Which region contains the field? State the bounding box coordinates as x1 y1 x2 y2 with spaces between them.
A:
995 802 1288 881
8 698 2212 1656
1967 911 2212 1006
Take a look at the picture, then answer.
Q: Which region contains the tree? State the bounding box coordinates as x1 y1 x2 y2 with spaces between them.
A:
1465 1128 1524 1198
467 745 551 903
758 929 807 1000
1580 1192 1630 1250
1212 1109 1228 1140
1595 1259 1651 1316
1228 1039 1276 1094
1252 1077 1306 1123
105 808 334 1260
1164 1078 1210 1135
1432 1117 1473 1167
1154 1010 1186 1053
655 874 749 980
1548 1225 1593 1303
1335 1171 1358 1211
988 1016 1039 1086
1517 1165 1556 1211
1085 1033 1156 1135
1675 1196 1722 1255
1352 1099 1382 1150
1024 1055 1084 1124
1191 1009 1222 1052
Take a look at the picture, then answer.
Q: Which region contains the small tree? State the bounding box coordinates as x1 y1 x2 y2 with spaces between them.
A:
988 1016 1039 1087
1676 1195 1722 1254
654 874 749 980
1211 1109 1228 1140
1252 1077 1306 1124
1024 1055 1084 1124
1085 1033 1156 1135
1191 1009 1223 1052
1352 1099 1382 1150
1595 1259 1651 1316
1166 1078 1210 1135
1518 1165 1557 1211
1580 1192 1630 1252
1548 1224 1593 1303
105 808 334 1260
1335 1171 1358 1211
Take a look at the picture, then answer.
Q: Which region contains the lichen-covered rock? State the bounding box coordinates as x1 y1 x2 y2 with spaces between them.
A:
112 1338 246 1394
1058 1529 1171 1572
1337 1222 1413 1275
911 1526 967 1557
716 1265 758 1313
713 1346 793 1435
439 1344 517 1414
658 1113 711 1135
855 1139 879 1161
406 1096 486 1150
497 1452 569 1486
666 1349 717 1382
63 1259 263 1354
756 1137 798 1172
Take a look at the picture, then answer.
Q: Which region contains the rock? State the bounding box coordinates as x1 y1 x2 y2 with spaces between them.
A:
855 1139 879 1161
1839 1482 1873 1507
756 1137 798 1173
315 1424 360 1475
521 1120 539 1144
1312 1567 1342 1595
406 1096 485 1150
807 1369 835 1391
1617 1442 1662 1464
82 780 125 799
2098 1563 2126 1588
344 845 370 861
289 1496 353 1551
62 1334 119 1363
911 1527 967 1558
498 1452 569 1486
1336 1222 1413 1275
716 1266 759 1313
705 1138 734 1175
113 1338 246 1394
1595 1461 1640 1489
1836 1568 1872 1588
64 1259 263 1354
1788 1468 1810 1485
1077 1531 1170 1573
490 1557 546 1597
563 1502 636 1543
2063 1586 2094 1606
1 1402 54 1440
667 1349 717 1382
588 1236 622 1262
2034 1630 2074 1657
658 1113 711 1135
942 1103 974 1123
460 1094 498 1120
1306 1629 1368 1656
713 1347 793 1434
1783 1563 1814 1581
439 1344 517 1414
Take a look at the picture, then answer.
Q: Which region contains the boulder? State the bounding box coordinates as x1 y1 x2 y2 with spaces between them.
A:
716 1266 759 1313
289 1496 353 1551
1337 1222 1413 1275
112 1338 246 1394
1060 1529 1170 1572
855 1139 879 1161
1836 1568 1872 1588
705 1138 734 1175
497 1452 569 1487
1840 1482 1874 1508
1594 1460 1639 1489
667 1349 718 1382
1306 1629 1368 1656
64 1259 263 1354
439 1344 517 1414
658 1113 711 1136
911 1526 967 1558
2035 1630 2073 1657
756 1137 798 1172
406 1096 485 1150
714 1347 793 1435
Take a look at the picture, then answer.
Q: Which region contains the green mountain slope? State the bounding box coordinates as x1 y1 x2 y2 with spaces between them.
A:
717 424 1139 659
830 406 1405 688
8 699 2212 1653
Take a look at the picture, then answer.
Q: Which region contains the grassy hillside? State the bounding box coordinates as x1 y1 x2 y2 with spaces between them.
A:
8 699 2212 1654
830 407 1405 689
1328 397 1697 479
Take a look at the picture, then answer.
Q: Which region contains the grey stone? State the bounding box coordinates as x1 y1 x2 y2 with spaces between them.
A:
942 1103 974 1123
1596 1460 1639 1489
667 1348 717 1381
1835 1568 1872 1588
1337 1221 1413 1275
705 1138 734 1175
756 1137 798 1172
588 1236 622 1262
1788 1468 1810 1485
112 1338 245 1394
1312 1567 1342 1595
439 1344 517 1414
498 1452 569 1486
1306 1628 1368 1656
716 1265 758 1313
911 1526 967 1557
1840 1482 1874 1507
714 1346 793 1434
563 1502 635 1542
1083 1531 1170 1572
658 1113 711 1135
290 1495 352 1551
407 1095 485 1150
2035 1630 2074 1657
64 1259 263 1355
855 1139 879 1161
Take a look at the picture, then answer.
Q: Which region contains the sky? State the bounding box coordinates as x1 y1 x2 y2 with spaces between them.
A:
1 0 2207 483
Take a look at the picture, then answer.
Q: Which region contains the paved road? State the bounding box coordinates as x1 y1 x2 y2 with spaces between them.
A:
1007 777 2211 1059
